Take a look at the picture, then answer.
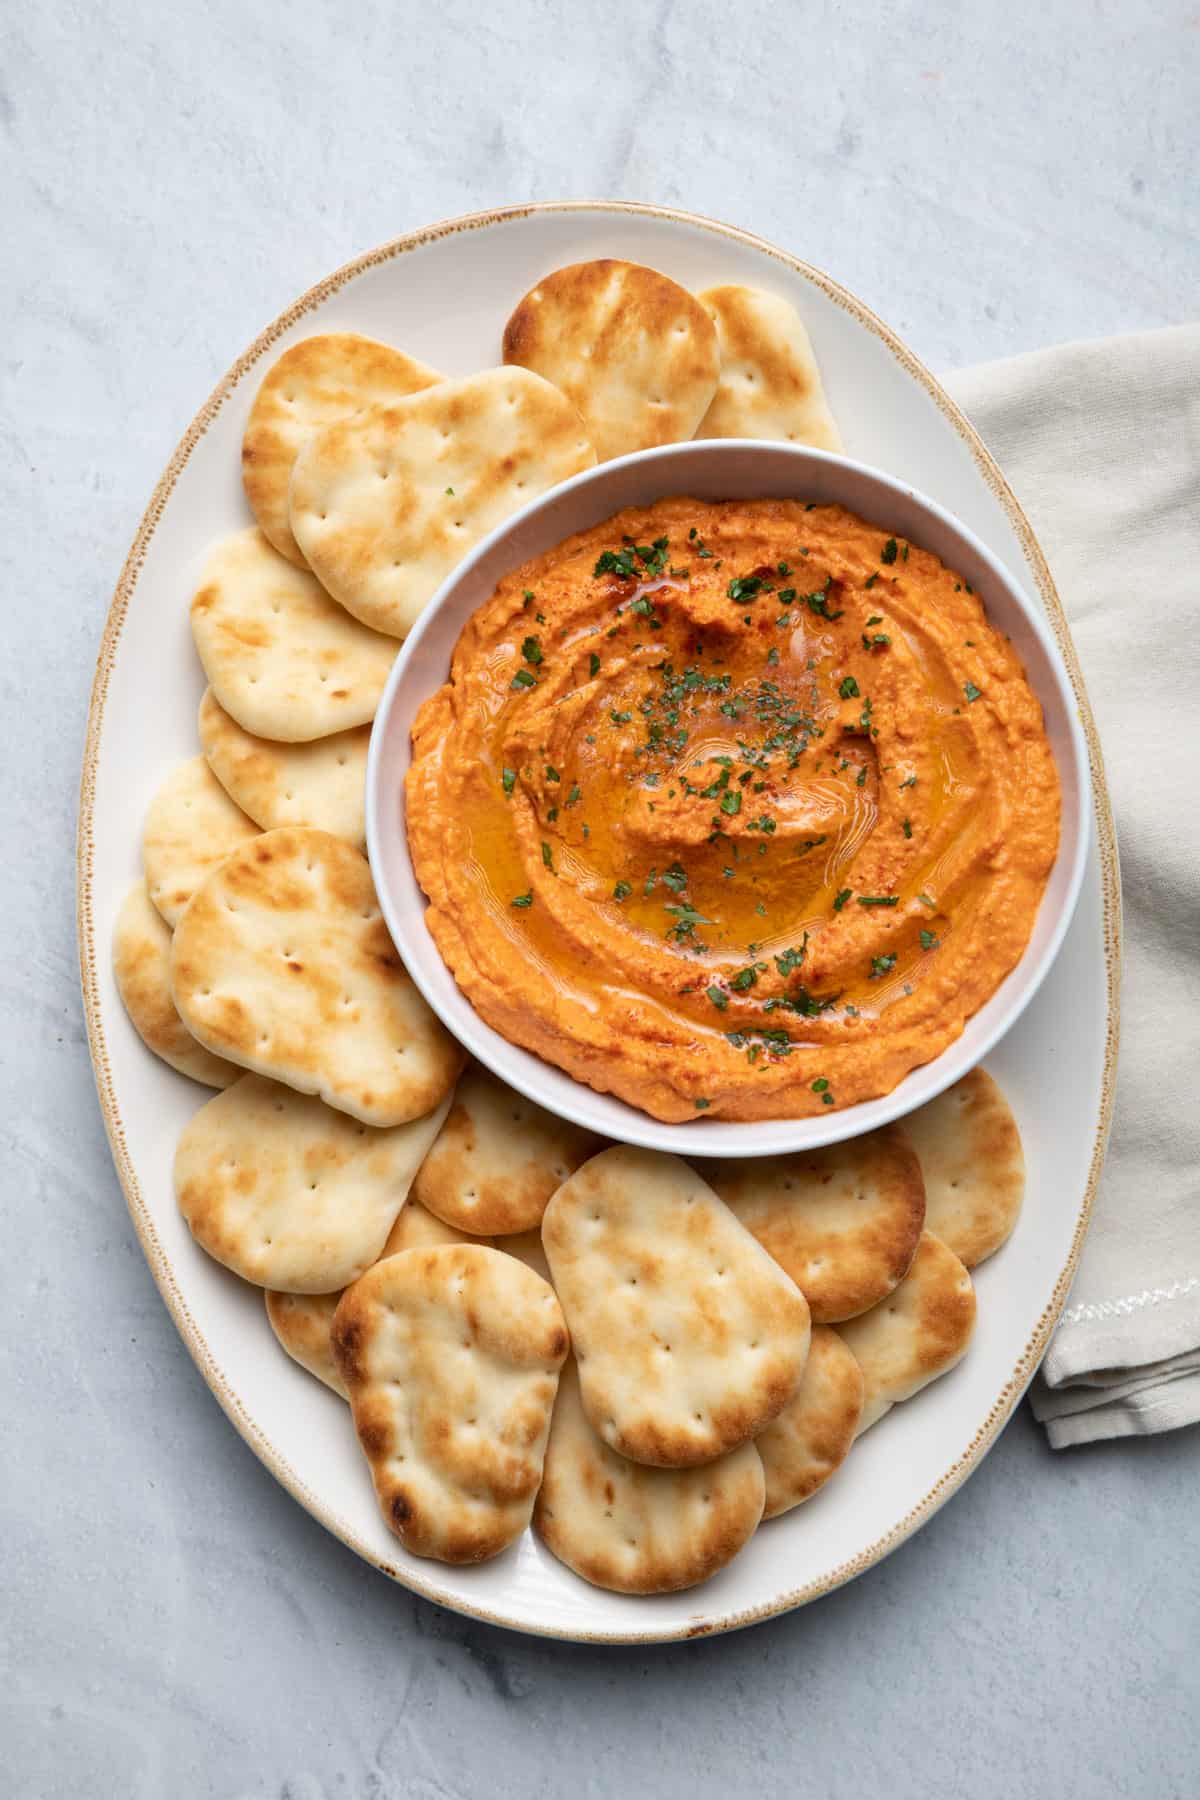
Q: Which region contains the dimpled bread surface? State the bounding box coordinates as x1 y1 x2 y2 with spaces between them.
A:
695 284 843 449
542 1146 811 1467
142 756 259 928
534 1359 766 1594
502 258 720 460
754 1325 865 1517
413 1063 601 1236
175 1075 450 1292
170 827 463 1128
241 332 441 566
902 1068 1025 1268
288 367 596 640
189 528 398 742
837 1231 977 1433
112 880 238 1087
332 1244 568 1563
198 688 371 847
709 1126 926 1323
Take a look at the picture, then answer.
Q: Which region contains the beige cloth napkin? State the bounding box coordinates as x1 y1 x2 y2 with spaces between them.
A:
942 325 1200 1447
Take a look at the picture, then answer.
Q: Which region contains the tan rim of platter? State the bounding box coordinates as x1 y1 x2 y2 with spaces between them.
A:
76 200 1122 1642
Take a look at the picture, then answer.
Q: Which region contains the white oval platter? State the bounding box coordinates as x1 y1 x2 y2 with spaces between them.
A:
78 202 1119 1643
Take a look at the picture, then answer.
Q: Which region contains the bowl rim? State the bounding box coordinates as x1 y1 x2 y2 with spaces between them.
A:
366 436 1091 1157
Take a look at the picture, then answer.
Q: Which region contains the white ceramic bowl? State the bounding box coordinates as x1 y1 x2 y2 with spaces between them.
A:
367 440 1089 1157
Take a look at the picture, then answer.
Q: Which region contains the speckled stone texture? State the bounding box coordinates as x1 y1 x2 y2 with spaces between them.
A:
4 2 1199 1796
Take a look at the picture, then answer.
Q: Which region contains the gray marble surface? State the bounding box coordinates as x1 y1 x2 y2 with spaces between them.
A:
4 2 1199 1796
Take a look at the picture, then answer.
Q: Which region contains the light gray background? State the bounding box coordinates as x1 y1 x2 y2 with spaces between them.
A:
4 3 1198 1797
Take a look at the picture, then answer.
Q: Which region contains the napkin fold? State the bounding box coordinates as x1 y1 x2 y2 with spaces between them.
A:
943 325 1200 1447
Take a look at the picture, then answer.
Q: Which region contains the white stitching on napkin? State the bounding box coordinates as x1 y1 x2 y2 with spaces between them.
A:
1061 1275 1200 1326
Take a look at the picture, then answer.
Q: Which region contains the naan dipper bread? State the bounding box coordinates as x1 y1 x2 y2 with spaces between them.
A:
542 1147 811 1467
502 259 720 461
141 755 259 928
176 1075 449 1291
289 367 596 640
198 688 370 847
695 285 843 449
242 333 441 566
112 880 237 1087
413 1063 600 1236
265 1290 346 1396
755 1326 864 1518
902 1068 1025 1267
190 529 397 741
170 828 463 1127
534 1360 765 1594
837 1231 977 1434
710 1128 926 1323
332 1244 568 1563
265 1199 491 1396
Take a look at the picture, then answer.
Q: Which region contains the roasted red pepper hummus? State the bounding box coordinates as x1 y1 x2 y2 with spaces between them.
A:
407 498 1060 1122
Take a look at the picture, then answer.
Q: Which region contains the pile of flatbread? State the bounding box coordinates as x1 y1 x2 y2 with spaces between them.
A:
111 254 1025 1597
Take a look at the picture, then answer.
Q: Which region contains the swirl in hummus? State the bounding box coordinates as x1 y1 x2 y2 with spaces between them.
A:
406 498 1060 1122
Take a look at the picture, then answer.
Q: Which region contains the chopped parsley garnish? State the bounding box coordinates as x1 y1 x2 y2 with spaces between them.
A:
693 1098 712 1110
501 767 516 795
730 965 761 991
862 632 891 649
589 652 601 678
902 818 913 839
767 646 780 666
833 888 852 911
610 709 632 725
594 547 639 580
870 953 898 978
920 929 939 950
775 937 809 978
720 790 742 817
612 881 632 901
864 573 879 589
545 765 560 782
511 668 537 690
445 486 455 495
728 574 765 603
811 1077 830 1093
806 586 844 621
540 842 554 869
511 891 532 908
566 783 582 806
899 774 917 789
706 985 728 1010
964 681 983 703
661 862 688 893
865 614 883 626
664 902 713 943
857 894 899 907
839 675 859 699
881 538 898 564
523 589 535 602
521 636 543 665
